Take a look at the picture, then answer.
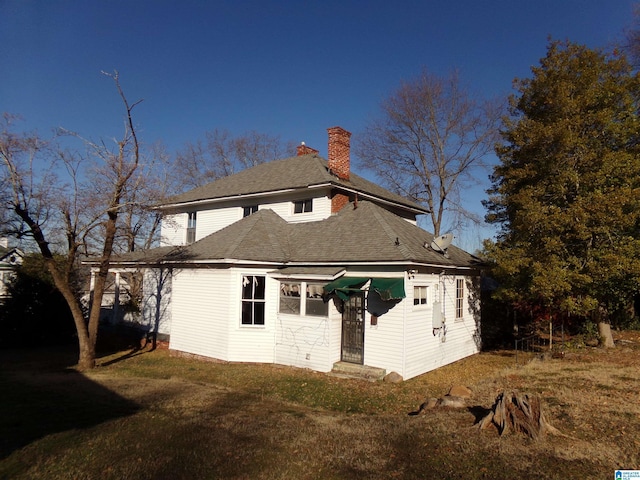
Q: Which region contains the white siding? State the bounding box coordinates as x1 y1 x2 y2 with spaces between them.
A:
163 264 480 380
140 267 173 336
227 268 277 363
193 194 333 239
274 313 333 372
169 268 233 359
159 191 335 247
403 273 481 380
268 194 332 223
169 267 279 363
328 300 343 366
160 213 185 246
363 297 406 375
195 207 241 241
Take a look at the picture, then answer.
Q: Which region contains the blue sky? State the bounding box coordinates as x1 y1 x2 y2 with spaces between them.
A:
1 0 636 251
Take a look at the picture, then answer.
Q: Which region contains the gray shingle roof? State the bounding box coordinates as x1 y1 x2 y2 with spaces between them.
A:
119 201 478 269
161 154 427 213
287 201 476 266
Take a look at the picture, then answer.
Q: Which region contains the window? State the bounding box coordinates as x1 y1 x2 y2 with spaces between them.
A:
278 281 328 317
455 279 464 319
293 198 313 214
243 205 258 217
241 275 266 325
413 286 428 306
306 283 328 317
186 212 197 244
279 282 301 314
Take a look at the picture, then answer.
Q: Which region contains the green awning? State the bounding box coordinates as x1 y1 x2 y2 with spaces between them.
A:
371 278 406 301
323 277 368 301
323 277 406 302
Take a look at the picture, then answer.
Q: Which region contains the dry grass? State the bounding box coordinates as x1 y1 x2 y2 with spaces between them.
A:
1 330 639 479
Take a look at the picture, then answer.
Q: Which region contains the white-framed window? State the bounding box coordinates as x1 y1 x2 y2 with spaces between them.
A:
293 199 313 214
279 282 301 314
413 285 428 307
305 283 328 317
186 211 197 244
241 275 266 325
278 281 328 317
455 279 464 319
243 205 258 217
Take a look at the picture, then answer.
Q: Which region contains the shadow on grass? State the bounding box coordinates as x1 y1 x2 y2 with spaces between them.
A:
0 346 140 460
98 344 152 367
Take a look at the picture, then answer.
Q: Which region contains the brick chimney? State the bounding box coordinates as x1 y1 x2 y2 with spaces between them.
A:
296 142 319 156
327 126 351 181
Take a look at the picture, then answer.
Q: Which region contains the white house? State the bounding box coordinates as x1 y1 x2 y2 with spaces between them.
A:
107 127 482 381
0 237 23 302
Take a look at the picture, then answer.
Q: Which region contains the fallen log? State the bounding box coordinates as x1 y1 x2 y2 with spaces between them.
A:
477 391 562 440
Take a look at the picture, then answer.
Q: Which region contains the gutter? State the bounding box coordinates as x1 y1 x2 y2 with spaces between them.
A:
154 182 427 216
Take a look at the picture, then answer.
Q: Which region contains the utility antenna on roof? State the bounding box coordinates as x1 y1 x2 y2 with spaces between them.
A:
427 233 453 259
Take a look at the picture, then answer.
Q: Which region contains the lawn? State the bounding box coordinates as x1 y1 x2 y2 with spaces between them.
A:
1 331 639 479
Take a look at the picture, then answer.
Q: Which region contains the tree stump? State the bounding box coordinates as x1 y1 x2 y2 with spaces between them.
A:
477 391 561 440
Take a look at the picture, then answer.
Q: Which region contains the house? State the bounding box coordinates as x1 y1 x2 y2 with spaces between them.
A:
0 237 24 302
104 127 482 381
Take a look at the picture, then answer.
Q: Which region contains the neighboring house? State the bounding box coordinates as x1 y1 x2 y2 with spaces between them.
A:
0 238 24 302
103 127 482 380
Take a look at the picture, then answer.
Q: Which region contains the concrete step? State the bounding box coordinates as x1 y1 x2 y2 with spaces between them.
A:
330 362 386 381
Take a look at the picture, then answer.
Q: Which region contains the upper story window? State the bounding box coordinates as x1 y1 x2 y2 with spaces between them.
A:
243 205 259 217
413 286 428 306
241 275 266 325
293 199 313 214
186 212 197 244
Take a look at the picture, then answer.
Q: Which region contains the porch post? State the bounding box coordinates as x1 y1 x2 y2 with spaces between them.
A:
113 271 120 325
89 269 96 315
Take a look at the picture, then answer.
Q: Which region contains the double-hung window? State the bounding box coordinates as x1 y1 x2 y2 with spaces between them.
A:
293 199 313 214
455 279 464 319
186 212 197 244
242 275 266 325
413 286 428 307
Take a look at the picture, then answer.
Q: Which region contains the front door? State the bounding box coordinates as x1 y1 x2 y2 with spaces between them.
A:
341 293 365 364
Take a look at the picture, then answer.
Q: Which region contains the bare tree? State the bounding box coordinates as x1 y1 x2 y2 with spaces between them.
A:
116 141 178 253
0 71 144 369
622 4 640 67
175 129 295 190
356 70 503 236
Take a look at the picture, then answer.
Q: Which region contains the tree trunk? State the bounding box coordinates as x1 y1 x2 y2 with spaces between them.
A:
48 263 95 370
477 391 561 440
598 321 615 348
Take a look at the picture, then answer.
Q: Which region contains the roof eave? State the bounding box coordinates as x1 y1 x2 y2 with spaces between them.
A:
155 181 427 215
156 188 301 210
329 182 429 215
284 260 478 270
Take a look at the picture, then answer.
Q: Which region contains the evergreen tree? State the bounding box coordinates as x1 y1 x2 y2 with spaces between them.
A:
484 40 640 346
0 254 76 347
